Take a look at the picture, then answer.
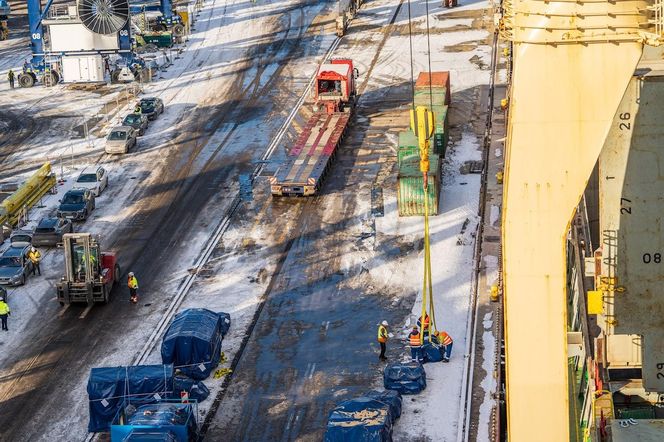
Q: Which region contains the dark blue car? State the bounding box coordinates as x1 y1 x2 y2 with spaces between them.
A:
57 188 96 221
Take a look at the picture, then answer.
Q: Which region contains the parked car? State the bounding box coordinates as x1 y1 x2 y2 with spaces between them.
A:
75 166 108 197
138 97 164 120
57 188 96 221
0 245 34 286
122 113 149 136
9 229 33 248
32 217 73 247
105 126 137 154
0 0 11 17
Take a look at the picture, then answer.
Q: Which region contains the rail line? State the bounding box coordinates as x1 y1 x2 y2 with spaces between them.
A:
457 12 501 442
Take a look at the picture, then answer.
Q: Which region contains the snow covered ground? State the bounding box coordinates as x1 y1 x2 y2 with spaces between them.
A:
0 0 496 439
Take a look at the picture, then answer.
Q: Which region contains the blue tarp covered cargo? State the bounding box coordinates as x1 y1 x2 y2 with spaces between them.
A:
87 364 174 432
364 390 402 420
111 402 197 442
422 341 444 363
161 308 230 380
123 429 178 441
172 374 210 402
325 397 394 442
383 362 426 395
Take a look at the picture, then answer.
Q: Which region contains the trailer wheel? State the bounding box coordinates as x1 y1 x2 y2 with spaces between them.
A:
111 69 121 83
172 23 185 37
42 71 59 87
18 73 35 88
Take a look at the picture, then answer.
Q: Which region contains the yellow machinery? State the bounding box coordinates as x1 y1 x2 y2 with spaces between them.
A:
499 0 663 439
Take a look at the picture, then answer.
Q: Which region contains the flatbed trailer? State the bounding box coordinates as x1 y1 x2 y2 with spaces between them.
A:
270 111 351 196
270 58 358 197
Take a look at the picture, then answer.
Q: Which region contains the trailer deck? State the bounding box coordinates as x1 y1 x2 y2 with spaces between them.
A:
270 111 350 196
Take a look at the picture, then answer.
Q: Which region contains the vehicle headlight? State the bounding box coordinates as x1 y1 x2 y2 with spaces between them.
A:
10 274 21 282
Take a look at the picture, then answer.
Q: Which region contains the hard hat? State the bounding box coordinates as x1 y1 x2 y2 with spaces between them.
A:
381 320 388 326
31 247 36 252
128 272 134 277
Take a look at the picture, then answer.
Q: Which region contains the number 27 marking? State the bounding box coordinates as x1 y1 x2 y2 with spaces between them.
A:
620 197 631 215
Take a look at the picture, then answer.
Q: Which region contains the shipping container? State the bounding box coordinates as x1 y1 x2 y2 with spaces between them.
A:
414 89 447 108
415 71 451 104
397 155 441 216
398 105 448 157
62 55 105 83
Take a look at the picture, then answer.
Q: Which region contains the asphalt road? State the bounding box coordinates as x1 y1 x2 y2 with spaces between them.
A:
0 2 333 440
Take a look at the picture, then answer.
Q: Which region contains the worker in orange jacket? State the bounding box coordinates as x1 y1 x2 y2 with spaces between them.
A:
409 326 423 363
435 330 454 362
377 320 389 361
417 313 431 333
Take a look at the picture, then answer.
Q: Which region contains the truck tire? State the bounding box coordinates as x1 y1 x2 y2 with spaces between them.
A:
111 69 121 83
172 23 185 38
42 71 59 87
18 73 35 88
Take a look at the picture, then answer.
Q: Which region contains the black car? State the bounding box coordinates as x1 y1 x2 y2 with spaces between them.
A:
122 113 149 136
139 97 164 120
32 217 74 247
57 188 96 221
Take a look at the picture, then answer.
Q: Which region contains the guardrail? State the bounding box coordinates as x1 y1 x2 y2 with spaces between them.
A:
0 162 56 227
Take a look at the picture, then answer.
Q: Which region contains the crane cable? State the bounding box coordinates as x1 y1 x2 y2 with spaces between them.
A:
407 0 438 345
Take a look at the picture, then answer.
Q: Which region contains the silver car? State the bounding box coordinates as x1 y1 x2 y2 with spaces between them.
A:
32 217 73 247
105 126 137 154
0 246 34 286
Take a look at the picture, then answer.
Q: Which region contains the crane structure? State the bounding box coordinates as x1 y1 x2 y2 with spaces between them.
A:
21 0 133 87
499 0 664 439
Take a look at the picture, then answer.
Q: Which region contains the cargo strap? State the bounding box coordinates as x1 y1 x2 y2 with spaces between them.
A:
410 105 438 343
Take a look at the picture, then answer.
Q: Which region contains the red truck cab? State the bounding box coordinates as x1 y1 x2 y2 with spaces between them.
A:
314 59 359 113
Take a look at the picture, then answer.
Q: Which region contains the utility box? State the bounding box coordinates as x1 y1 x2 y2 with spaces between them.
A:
62 55 105 83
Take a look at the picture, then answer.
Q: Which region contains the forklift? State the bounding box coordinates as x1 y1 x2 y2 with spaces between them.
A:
56 233 120 306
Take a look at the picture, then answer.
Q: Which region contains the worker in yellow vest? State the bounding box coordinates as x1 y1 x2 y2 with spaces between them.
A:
128 272 139 304
28 247 42 276
435 330 454 363
377 320 389 361
0 297 10 331
409 326 423 363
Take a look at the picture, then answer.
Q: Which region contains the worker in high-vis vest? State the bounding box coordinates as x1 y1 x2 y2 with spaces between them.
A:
127 272 139 304
0 297 10 331
377 320 389 361
435 330 454 363
417 313 430 333
409 326 423 363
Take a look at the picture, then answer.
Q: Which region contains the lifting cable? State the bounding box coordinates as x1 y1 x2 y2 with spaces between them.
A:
407 0 438 344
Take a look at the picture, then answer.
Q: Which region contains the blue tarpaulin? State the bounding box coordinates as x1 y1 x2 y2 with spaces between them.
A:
87 364 174 432
422 342 444 363
364 390 402 420
123 429 179 441
172 374 210 402
383 362 426 395
325 397 394 442
161 309 230 380
112 402 197 442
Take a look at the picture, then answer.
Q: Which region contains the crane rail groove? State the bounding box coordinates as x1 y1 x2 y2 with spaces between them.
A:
457 14 501 442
